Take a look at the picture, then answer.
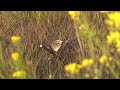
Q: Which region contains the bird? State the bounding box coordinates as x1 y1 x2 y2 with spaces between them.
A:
51 40 63 52
39 40 63 55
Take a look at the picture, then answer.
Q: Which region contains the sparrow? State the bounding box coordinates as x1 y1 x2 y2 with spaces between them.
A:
40 40 63 55
51 40 63 52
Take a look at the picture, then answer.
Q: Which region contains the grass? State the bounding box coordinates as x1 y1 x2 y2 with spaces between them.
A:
0 11 120 79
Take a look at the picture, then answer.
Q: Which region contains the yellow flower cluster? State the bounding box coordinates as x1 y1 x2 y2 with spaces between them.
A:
81 59 94 67
11 52 19 61
13 70 26 78
64 63 79 75
68 11 80 20
107 31 120 44
116 39 120 52
105 12 120 28
99 55 107 63
107 31 120 52
11 36 21 43
99 55 112 67
64 59 94 75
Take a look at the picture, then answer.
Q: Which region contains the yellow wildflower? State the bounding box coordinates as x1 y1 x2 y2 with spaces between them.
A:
99 55 108 64
117 47 120 52
107 35 113 44
114 32 120 40
106 12 120 28
68 11 80 20
107 31 120 44
13 70 26 78
11 52 19 61
81 59 94 67
105 19 114 26
88 59 94 65
116 39 120 52
116 39 120 47
64 63 79 75
81 59 89 67
11 36 21 43
77 64 83 69
107 31 120 53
